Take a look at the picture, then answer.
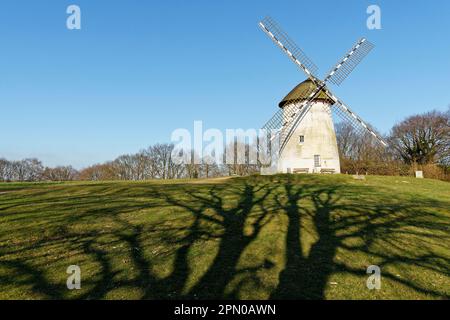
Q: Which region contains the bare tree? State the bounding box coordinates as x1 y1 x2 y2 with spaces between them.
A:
389 110 450 165
224 141 260 176
113 155 136 180
23 158 44 181
148 143 184 179
78 162 117 181
200 155 221 178
180 150 199 179
0 158 44 181
153 143 172 179
0 159 16 181
42 166 78 181
142 147 159 179
0 158 10 181
336 122 393 174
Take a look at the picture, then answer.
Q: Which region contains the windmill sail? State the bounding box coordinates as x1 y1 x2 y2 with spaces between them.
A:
258 15 386 166
324 90 387 146
263 78 387 152
262 84 317 132
262 82 330 152
259 16 318 79
324 38 375 86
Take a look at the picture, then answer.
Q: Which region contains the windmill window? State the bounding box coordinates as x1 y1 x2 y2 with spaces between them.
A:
314 155 321 167
299 135 305 143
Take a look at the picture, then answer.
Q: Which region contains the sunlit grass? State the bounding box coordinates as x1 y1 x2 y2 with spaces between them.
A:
0 175 449 299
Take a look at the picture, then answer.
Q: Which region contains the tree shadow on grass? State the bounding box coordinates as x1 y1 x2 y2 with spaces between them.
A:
270 181 340 299
0 175 449 299
160 180 278 299
272 175 449 299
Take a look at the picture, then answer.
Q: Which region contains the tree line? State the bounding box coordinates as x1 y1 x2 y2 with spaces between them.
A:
0 158 78 182
1 108 449 182
0 142 260 182
337 108 450 180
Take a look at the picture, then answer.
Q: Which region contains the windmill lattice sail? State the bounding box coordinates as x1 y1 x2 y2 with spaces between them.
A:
259 16 318 79
262 85 317 132
324 38 375 86
262 84 320 146
327 96 387 146
258 16 387 174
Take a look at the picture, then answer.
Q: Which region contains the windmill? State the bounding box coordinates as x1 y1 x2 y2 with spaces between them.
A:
259 17 386 174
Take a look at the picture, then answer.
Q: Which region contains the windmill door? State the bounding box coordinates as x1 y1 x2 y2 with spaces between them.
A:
314 155 321 172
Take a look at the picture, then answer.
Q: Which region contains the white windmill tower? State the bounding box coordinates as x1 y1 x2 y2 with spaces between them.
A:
258 17 386 174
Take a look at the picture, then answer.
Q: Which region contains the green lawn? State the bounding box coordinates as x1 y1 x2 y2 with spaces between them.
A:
0 174 449 299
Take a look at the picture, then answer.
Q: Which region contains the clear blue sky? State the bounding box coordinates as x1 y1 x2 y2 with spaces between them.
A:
1 0 449 169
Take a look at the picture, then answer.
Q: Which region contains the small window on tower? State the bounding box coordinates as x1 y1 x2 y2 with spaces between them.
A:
299 135 305 143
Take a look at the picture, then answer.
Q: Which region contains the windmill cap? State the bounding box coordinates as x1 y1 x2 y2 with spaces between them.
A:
279 78 335 108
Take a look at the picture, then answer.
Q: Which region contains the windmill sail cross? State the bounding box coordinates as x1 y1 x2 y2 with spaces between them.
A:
258 16 386 174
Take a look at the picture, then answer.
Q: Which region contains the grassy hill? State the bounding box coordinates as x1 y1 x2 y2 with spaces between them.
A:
0 174 449 299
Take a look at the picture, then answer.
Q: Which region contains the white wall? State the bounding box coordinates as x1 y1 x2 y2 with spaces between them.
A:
277 101 341 174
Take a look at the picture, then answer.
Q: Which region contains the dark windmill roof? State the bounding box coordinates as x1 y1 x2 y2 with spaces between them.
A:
279 79 335 108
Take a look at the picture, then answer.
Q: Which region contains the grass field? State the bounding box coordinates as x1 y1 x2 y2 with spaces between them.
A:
0 174 449 300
